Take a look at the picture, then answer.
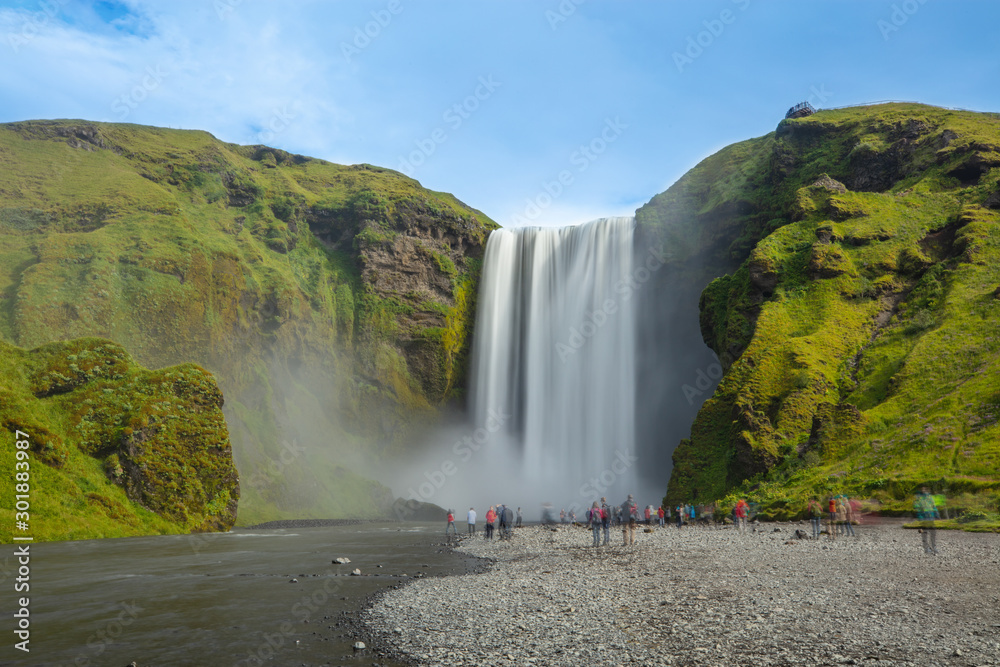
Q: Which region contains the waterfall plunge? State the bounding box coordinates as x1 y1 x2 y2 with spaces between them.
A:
467 216 638 515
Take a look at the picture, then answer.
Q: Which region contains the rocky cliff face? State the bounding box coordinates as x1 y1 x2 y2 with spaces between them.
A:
1 337 238 539
0 120 496 530
638 104 1000 517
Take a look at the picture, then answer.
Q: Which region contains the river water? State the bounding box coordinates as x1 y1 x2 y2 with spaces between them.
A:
6 522 477 666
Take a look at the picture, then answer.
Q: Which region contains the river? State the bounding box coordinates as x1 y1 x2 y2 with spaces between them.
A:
5 521 477 666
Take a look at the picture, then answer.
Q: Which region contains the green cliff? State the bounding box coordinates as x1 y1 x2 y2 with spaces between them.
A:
0 337 238 540
0 120 496 530
641 103 1000 522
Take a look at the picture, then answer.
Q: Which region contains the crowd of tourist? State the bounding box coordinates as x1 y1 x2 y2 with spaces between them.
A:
446 490 948 556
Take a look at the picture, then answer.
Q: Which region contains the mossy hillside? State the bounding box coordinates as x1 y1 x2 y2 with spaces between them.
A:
0 120 496 526
645 104 1000 521
0 337 238 541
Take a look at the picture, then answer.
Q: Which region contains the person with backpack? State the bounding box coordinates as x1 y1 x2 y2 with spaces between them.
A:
588 501 603 547
600 497 612 545
621 494 638 546
735 499 749 533
485 506 496 540
807 498 823 539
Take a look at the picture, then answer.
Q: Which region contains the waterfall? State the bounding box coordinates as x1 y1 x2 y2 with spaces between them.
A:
467 216 638 514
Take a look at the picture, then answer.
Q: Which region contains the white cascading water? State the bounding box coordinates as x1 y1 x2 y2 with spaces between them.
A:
468 216 638 515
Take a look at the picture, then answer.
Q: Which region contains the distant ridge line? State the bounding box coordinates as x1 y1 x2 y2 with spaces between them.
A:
817 100 999 116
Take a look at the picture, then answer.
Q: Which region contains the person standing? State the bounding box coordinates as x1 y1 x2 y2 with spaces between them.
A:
675 503 684 529
502 505 514 540
735 499 749 533
601 497 612 545
840 497 856 536
498 504 509 540
808 498 823 539
467 507 477 536
657 505 665 527
644 505 652 525
485 506 496 540
827 496 838 539
621 494 638 546
515 507 523 528
588 501 603 547
915 488 939 554
445 509 457 537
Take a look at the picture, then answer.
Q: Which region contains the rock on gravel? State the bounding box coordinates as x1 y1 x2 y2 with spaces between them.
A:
363 523 1000 666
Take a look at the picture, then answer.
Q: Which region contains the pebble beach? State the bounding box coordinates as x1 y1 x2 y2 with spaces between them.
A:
363 521 1000 666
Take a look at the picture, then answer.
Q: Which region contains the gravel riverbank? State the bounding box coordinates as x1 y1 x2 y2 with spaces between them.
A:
362 521 1000 666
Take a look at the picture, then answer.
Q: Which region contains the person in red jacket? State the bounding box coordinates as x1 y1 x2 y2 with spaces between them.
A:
485 506 496 540
735 499 749 533
445 509 457 538
828 497 838 540
657 505 665 527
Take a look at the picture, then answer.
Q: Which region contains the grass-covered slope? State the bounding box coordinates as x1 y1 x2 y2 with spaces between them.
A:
642 104 1000 523
0 337 238 541
0 120 497 527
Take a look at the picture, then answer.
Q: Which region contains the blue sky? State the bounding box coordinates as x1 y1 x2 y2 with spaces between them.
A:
1 0 998 227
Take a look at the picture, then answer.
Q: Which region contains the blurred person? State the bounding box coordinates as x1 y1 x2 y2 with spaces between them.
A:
644 505 652 525
835 496 848 535
515 507 523 528
658 505 665 527
485 506 496 540
842 496 856 536
467 506 477 535
621 494 638 546
601 497 612 545
828 496 838 539
503 505 514 539
445 509 457 537
808 498 823 539
675 503 684 529
589 501 603 547
498 504 510 540
915 487 939 555
735 499 749 533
